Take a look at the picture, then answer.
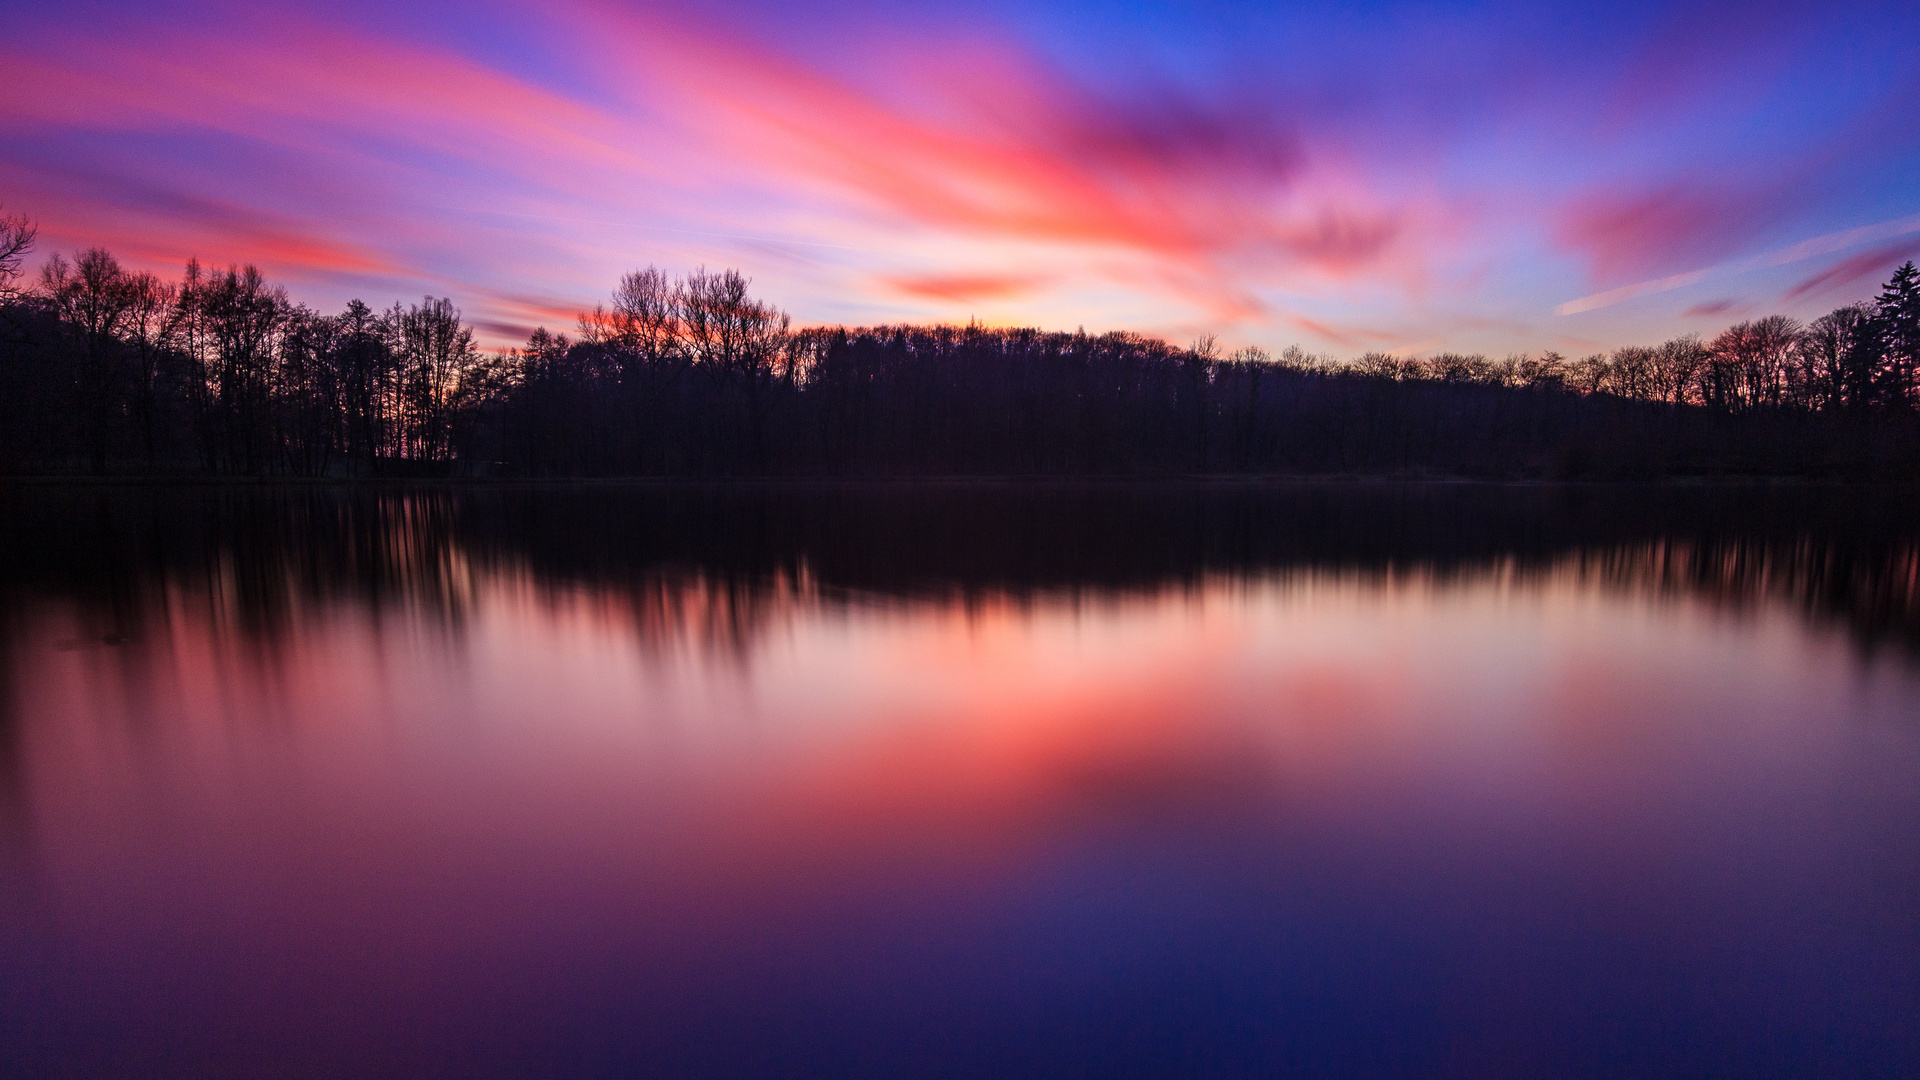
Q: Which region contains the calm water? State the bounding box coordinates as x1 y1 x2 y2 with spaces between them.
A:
2 483 1918 1078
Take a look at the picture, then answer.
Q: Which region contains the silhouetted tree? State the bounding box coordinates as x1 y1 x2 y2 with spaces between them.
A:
0 207 34 309
120 269 178 464
1876 261 1920 408
1706 316 1801 411
40 250 139 472
390 297 478 465
1799 305 1874 412
1650 335 1708 405
334 298 395 475
6 232 1920 480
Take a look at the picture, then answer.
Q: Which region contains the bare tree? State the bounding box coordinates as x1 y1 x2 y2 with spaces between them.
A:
1708 316 1801 410
332 299 395 472
196 264 292 472
1649 335 1707 405
679 268 789 376
0 206 34 307
1352 352 1406 379
611 266 679 361
121 271 178 463
1607 346 1657 400
1568 353 1611 395
1796 306 1863 411
41 249 138 471
1515 351 1569 390
391 297 479 463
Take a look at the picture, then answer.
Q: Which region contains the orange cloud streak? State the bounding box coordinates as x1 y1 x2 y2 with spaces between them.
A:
882 273 1046 304
574 4 1424 313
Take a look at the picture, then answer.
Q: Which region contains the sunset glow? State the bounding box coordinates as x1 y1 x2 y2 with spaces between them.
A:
5 0 1917 351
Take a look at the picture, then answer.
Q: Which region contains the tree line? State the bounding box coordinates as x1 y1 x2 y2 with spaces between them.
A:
3 207 1918 478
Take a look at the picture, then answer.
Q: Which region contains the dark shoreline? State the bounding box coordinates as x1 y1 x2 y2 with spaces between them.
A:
1 471 1906 488
6 478 1920 663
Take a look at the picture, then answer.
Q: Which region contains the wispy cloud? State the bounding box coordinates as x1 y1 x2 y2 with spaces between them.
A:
882 273 1048 304
1282 315 1400 350
1783 238 1920 301
1552 181 1783 284
1682 299 1739 318
1555 212 1920 315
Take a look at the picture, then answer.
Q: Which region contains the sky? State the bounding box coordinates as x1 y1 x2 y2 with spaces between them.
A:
3 0 1918 354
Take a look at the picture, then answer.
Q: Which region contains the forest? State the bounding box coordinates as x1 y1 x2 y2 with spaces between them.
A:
3 207 1918 479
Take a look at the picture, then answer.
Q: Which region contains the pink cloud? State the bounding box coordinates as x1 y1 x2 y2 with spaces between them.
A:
1682 299 1738 318
0 1 1478 341
882 273 1046 304
572 3 1432 309
455 287 604 346
1275 210 1402 275
1 24 667 193
1283 315 1399 349
0 14 725 334
1553 181 1780 284
12 175 404 283
1783 239 1920 302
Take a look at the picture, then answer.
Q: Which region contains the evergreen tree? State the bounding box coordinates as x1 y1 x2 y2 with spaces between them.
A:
1876 261 1920 408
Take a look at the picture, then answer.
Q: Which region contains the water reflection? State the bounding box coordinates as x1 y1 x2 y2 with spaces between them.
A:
0 483 1917 1078
5 482 1920 659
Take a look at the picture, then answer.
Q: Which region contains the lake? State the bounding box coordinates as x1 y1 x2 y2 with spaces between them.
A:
1 482 1917 1078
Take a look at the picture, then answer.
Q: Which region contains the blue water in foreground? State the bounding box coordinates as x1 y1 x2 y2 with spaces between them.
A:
1 484 1916 1078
